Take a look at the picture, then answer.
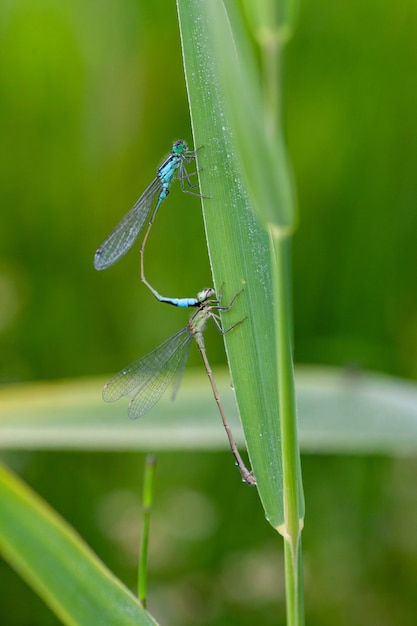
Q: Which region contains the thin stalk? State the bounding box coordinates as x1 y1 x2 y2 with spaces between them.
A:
260 6 281 137
261 3 305 620
138 454 157 607
270 230 304 625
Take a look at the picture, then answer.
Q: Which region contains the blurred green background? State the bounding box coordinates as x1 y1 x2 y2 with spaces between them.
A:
1 1 417 624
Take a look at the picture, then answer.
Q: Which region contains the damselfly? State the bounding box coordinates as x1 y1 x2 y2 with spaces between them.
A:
94 140 202 271
103 288 255 485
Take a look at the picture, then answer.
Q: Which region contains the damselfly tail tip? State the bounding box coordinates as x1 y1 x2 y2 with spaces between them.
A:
244 473 257 487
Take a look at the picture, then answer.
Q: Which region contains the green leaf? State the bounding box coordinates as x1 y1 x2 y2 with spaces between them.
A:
2 368 417 454
177 0 289 527
0 463 159 626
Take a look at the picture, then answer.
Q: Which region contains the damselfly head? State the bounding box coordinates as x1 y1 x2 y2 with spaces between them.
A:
172 139 188 154
197 287 215 303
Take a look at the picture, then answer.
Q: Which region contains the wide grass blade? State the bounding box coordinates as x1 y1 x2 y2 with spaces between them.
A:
0 463 159 626
176 0 298 528
2 368 417 453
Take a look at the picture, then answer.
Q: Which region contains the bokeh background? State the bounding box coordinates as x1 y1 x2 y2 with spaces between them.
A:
1 1 417 624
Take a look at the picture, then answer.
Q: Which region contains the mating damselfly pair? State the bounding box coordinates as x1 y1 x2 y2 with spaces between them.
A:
94 141 255 485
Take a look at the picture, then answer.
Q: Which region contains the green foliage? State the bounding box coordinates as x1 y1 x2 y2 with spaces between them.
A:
1 0 417 624
0 463 158 625
177 3 303 620
178 0 288 528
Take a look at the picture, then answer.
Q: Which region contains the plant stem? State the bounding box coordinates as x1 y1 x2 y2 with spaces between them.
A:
270 230 304 625
138 454 157 607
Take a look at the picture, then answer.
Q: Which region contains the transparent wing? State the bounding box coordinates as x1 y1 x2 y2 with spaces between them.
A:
170 338 193 400
94 177 161 270
128 337 192 419
103 327 191 419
